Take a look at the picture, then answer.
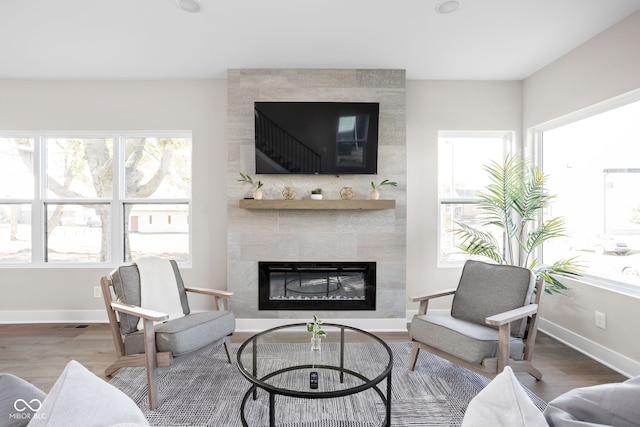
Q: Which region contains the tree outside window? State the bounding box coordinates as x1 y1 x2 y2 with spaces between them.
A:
0 133 192 264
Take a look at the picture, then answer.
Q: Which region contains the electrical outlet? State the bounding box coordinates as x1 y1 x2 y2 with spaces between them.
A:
93 286 102 299
595 311 606 329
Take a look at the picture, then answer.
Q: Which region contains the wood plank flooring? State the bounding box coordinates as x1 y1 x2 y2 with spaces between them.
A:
0 323 627 403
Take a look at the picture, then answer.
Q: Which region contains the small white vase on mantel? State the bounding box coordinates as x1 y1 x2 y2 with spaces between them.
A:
253 188 263 200
369 189 380 200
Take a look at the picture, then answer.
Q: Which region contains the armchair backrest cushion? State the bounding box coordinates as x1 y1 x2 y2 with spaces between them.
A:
110 260 190 335
450 260 535 338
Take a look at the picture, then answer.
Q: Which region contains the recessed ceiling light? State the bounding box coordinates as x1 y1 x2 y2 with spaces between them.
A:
435 0 461 14
176 0 201 13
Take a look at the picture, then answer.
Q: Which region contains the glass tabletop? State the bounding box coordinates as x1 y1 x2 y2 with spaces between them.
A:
236 323 393 398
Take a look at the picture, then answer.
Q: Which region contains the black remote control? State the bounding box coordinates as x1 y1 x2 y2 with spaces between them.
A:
310 371 318 389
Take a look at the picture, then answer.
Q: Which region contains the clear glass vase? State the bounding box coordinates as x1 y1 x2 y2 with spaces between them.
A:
310 335 321 351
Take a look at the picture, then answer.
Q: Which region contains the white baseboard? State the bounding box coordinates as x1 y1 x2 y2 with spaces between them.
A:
0 310 108 324
0 311 408 333
538 318 640 378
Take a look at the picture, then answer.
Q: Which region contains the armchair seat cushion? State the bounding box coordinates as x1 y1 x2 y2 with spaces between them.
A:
409 313 524 365
124 310 235 357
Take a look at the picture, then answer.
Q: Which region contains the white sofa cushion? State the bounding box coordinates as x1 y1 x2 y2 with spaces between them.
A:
462 366 548 427
0 373 46 427
544 375 640 426
27 360 148 427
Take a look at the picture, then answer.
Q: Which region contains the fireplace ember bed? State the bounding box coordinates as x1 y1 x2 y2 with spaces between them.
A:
258 261 376 310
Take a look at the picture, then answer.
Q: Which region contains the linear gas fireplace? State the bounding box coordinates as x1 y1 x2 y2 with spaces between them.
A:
258 261 376 311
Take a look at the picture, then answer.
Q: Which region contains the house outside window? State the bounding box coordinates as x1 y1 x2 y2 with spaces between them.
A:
438 131 513 266
537 93 640 290
0 132 192 265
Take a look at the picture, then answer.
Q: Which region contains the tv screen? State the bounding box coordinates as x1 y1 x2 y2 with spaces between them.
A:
254 102 379 174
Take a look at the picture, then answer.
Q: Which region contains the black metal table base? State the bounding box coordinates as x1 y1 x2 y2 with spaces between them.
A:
237 324 393 427
240 373 392 427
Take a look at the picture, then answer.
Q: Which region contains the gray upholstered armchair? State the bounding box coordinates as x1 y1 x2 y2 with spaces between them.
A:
408 260 543 380
100 260 235 409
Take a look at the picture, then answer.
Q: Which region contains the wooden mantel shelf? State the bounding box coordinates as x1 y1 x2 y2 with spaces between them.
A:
239 199 395 210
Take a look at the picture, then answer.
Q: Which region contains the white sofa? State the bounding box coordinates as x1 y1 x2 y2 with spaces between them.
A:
462 366 640 427
1 360 148 427
5 359 639 426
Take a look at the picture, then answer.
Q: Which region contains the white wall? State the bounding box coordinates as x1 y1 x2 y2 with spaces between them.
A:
522 11 640 376
0 80 228 321
405 80 523 310
523 11 640 128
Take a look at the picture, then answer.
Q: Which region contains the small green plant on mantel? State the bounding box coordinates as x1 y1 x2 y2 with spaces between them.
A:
452 155 583 295
238 172 264 200
370 179 397 200
310 188 323 200
370 179 397 190
306 314 327 338
238 172 263 189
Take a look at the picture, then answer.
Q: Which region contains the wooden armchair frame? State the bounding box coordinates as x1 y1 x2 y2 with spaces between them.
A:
100 276 234 409
408 277 544 380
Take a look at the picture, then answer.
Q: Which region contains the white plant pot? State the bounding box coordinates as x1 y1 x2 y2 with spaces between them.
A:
311 194 323 200
369 189 380 200
253 189 263 200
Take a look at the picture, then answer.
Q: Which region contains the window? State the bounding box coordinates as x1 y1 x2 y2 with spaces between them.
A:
537 93 640 289
0 132 192 265
438 131 513 265
0 137 35 262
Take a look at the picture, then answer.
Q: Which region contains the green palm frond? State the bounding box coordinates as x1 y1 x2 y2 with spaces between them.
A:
521 217 568 265
533 257 585 294
452 222 505 264
515 166 549 220
453 154 582 295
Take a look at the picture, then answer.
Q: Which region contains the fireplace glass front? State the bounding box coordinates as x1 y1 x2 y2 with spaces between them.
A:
258 261 376 310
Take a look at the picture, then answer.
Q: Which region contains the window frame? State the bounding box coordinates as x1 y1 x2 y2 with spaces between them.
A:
0 133 38 264
531 88 640 296
437 130 515 267
0 130 192 268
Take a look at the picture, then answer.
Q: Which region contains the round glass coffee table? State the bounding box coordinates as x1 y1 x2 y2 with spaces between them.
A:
236 323 393 427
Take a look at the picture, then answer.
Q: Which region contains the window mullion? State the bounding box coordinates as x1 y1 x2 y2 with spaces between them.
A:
111 136 124 263
33 135 45 265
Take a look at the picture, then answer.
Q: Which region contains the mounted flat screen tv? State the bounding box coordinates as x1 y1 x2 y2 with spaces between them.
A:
254 102 379 174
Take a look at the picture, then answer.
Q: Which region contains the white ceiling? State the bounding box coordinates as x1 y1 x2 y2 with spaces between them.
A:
1 0 639 81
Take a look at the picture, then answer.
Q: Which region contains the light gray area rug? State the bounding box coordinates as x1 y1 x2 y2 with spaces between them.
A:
109 342 546 426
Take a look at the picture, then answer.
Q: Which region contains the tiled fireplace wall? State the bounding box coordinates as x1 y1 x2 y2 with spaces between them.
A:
226 69 406 321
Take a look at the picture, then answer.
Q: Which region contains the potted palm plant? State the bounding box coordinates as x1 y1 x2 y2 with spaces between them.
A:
453 155 582 294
